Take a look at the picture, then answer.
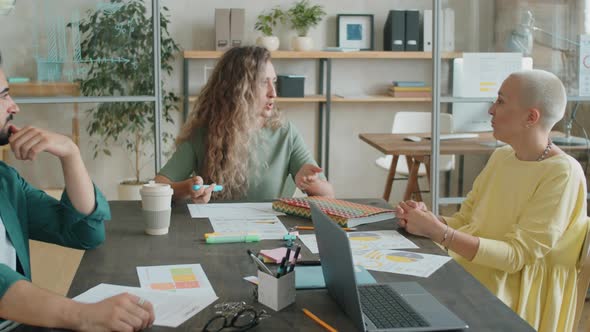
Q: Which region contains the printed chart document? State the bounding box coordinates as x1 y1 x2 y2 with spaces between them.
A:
209 216 288 240
348 231 418 252
298 230 417 254
136 264 217 300
73 283 211 328
188 202 284 218
353 250 451 278
463 53 522 97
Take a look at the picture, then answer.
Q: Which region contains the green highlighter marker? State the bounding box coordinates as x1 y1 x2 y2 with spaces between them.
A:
206 234 260 244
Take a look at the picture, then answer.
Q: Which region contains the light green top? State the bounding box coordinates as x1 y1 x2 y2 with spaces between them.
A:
159 121 321 201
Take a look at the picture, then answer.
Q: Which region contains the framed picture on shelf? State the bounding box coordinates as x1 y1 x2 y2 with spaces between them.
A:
337 14 374 50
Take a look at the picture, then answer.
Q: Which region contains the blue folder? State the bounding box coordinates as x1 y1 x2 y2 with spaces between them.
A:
295 265 376 289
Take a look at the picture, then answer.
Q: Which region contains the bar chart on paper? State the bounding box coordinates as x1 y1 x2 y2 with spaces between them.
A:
136 264 217 296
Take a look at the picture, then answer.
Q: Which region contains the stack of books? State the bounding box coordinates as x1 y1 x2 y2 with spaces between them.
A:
389 81 431 98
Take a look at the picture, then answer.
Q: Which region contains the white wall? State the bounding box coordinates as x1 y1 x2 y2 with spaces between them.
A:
0 0 486 203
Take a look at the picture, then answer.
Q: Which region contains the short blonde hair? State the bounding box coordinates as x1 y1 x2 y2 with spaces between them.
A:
509 69 567 130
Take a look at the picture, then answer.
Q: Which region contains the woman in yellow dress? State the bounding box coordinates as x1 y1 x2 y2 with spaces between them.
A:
395 69 588 332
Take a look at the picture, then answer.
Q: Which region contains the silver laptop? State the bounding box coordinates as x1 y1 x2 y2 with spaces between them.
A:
311 203 468 331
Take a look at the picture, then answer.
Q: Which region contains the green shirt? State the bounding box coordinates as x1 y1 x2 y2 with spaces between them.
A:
159 121 321 200
0 161 111 301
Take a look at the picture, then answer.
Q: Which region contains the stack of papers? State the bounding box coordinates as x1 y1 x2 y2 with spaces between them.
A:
74 283 213 328
188 202 284 218
298 230 417 254
297 230 450 277
188 203 289 240
73 264 218 328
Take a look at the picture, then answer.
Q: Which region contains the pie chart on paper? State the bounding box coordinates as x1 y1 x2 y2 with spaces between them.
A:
386 252 423 263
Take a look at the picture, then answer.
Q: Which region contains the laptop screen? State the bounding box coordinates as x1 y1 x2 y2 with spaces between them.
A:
310 203 366 331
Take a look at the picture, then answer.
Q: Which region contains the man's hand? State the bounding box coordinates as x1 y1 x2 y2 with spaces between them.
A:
76 293 155 332
295 164 323 192
9 125 78 161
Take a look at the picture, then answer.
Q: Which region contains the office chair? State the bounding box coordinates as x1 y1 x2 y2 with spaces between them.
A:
375 112 455 201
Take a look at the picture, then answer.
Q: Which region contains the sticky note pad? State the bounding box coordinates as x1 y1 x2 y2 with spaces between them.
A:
259 247 297 264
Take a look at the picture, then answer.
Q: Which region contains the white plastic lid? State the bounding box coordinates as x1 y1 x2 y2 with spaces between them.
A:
139 181 173 196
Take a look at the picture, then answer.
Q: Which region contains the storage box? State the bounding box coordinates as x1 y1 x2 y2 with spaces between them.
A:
277 75 305 97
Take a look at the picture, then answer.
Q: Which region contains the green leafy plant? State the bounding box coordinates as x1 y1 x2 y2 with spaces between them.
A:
287 0 326 37
254 6 286 37
71 0 180 184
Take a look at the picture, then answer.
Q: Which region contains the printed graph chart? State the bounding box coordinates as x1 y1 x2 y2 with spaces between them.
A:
347 231 418 252
137 264 215 295
353 249 451 278
150 267 200 291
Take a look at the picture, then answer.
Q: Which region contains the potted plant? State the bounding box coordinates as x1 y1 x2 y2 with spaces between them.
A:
72 0 180 200
287 0 326 51
254 6 285 51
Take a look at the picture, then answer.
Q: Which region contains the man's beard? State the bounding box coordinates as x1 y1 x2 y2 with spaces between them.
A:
0 114 13 146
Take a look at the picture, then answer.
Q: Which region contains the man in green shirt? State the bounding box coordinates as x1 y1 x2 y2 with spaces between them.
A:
0 57 154 330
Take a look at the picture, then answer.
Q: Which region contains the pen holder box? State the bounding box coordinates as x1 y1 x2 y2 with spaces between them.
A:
257 270 295 311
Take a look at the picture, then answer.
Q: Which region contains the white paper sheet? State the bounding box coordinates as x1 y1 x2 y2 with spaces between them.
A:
463 53 522 97
348 231 418 252
297 234 319 253
136 264 217 299
188 202 284 218
208 216 288 240
73 283 216 328
353 250 451 278
298 230 418 254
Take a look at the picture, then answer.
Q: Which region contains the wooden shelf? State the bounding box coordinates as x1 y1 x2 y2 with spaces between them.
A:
184 50 462 60
189 94 430 104
188 94 327 103
9 81 80 97
277 95 326 102
332 95 431 103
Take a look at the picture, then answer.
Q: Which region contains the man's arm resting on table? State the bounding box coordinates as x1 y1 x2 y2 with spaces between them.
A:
0 280 82 330
0 280 155 331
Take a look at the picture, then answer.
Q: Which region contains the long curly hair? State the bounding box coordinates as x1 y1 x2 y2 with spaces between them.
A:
176 46 282 200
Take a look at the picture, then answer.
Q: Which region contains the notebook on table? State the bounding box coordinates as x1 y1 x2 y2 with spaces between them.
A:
272 197 395 228
295 265 376 289
310 203 468 331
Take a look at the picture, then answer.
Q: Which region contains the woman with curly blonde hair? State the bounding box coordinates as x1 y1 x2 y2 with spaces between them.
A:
155 46 334 203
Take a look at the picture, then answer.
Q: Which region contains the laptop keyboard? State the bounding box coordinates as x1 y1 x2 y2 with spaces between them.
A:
359 284 429 329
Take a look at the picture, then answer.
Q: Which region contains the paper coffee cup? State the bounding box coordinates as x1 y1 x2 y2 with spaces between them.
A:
140 181 173 235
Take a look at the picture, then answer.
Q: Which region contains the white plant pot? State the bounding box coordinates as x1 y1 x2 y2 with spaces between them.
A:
118 182 143 200
291 36 313 51
256 36 280 51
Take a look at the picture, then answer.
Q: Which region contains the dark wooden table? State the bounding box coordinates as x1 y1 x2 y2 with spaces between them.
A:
18 200 534 331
